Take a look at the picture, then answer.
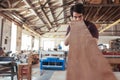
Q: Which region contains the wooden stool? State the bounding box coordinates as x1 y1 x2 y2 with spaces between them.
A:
18 55 32 80
18 63 31 80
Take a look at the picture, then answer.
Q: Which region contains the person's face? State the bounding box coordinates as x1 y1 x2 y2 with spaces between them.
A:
72 12 83 21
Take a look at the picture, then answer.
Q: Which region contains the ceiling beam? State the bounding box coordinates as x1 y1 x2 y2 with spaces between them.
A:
0 12 40 36
38 0 53 29
0 1 30 24
48 2 59 29
0 8 30 11
99 19 120 33
2 3 119 11
93 6 102 19
96 7 112 22
102 7 118 21
22 24 41 36
56 9 64 19
85 7 93 20
43 0 74 9
42 3 120 8
0 7 28 25
63 0 68 23
0 0 41 36
42 0 50 8
84 4 120 7
7 0 12 8
12 0 23 7
23 0 50 30
0 12 22 27
104 7 120 21
111 12 120 21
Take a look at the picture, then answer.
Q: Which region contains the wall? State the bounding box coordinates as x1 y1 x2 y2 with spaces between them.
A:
2 19 12 52
21 29 40 50
40 37 67 51
0 15 41 52
0 16 3 46
16 25 22 51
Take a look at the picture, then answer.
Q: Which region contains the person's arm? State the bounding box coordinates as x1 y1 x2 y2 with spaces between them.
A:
64 26 70 46
91 24 99 39
64 32 70 46
93 26 99 44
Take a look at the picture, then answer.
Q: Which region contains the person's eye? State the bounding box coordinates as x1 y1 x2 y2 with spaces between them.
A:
74 16 77 19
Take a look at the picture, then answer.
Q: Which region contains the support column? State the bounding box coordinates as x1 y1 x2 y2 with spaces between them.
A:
0 18 3 47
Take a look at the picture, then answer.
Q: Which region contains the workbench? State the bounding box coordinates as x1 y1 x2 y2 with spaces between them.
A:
0 57 18 80
103 52 120 71
104 55 120 64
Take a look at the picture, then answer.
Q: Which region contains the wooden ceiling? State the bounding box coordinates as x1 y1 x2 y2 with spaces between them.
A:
0 0 120 37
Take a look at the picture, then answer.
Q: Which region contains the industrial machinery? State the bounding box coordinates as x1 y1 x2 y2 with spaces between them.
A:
40 51 66 70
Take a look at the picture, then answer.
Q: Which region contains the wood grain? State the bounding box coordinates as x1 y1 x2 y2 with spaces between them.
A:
66 21 117 80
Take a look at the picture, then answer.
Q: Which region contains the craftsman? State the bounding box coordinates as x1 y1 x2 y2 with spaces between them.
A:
65 3 98 46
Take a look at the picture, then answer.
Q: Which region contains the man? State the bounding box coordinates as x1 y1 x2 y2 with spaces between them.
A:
65 3 98 46
65 3 117 80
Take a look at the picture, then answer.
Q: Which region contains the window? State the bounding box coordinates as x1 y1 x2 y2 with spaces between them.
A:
21 33 32 50
43 40 55 51
33 38 39 50
10 22 17 53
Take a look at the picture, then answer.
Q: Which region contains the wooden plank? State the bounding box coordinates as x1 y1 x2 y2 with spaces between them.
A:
102 0 108 4
115 0 120 4
90 0 102 4
66 21 117 80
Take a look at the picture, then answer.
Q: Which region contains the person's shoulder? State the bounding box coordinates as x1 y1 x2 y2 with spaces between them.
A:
84 20 95 26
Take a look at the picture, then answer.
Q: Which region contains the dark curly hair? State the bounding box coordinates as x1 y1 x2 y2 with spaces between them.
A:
70 3 84 17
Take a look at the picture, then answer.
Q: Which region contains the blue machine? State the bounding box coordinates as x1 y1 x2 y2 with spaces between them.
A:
40 57 65 70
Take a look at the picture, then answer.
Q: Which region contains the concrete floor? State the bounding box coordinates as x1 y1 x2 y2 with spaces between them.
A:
0 63 120 80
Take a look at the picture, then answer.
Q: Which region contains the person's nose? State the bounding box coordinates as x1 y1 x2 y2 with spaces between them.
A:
76 17 81 21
